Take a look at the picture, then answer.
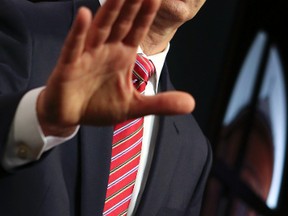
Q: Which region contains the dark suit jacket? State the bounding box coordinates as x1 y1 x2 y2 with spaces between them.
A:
0 0 212 215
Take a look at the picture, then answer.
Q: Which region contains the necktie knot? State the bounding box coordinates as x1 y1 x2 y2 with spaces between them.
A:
132 54 155 92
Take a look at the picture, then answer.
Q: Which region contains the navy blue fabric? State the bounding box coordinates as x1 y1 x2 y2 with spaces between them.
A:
0 1 212 215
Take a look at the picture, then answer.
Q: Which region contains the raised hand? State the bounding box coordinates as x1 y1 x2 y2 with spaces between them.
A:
37 0 195 136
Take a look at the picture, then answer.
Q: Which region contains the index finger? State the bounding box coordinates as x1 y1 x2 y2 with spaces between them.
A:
84 0 128 48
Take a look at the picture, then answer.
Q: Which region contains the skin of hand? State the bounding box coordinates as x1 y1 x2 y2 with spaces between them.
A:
37 0 196 137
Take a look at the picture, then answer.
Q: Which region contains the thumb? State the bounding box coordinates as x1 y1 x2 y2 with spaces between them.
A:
130 91 195 118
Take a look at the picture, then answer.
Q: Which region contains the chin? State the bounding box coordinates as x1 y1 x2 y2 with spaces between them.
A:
159 0 205 23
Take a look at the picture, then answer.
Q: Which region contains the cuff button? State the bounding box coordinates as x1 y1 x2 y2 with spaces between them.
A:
17 143 29 159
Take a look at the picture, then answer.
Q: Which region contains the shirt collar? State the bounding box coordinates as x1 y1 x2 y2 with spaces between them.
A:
137 45 170 92
99 0 106 5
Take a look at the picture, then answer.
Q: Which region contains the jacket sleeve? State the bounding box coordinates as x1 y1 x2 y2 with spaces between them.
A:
0 0 32 166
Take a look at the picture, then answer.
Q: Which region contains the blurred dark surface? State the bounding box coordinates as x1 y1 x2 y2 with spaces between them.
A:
167 0 288 215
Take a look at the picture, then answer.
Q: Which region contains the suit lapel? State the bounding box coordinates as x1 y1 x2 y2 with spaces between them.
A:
79 126 113 216
79 120 182 216
135 64 184 215
136 115 183 215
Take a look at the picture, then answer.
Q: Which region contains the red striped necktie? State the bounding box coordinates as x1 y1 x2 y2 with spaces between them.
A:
103 54 155 216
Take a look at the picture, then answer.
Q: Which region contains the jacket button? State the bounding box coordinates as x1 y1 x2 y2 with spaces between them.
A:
17 143 29 159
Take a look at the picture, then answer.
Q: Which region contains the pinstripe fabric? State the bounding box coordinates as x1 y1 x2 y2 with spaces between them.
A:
103 54 155 216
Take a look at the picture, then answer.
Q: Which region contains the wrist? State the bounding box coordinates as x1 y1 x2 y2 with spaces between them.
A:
37 89 77 137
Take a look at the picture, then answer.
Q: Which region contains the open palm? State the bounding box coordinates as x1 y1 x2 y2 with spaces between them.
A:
37 0 195 135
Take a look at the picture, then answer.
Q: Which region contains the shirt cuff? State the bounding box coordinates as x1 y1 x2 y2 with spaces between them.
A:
2 87 79 170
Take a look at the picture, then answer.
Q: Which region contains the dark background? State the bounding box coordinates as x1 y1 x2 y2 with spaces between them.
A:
167 0 288 215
